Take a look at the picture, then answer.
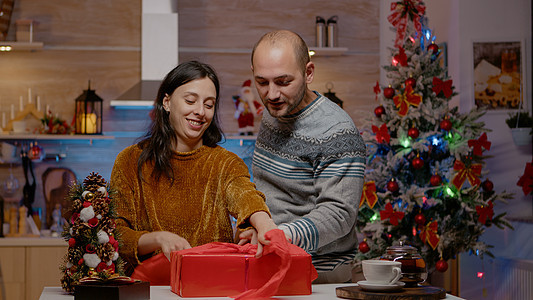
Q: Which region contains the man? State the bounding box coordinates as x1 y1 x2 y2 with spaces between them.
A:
250 29 366 283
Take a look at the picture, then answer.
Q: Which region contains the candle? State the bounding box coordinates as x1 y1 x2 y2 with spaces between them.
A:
28 88 32 103
2 112 5 129
19 96 23 111
80 113 97 134
37 96 41 111
11 104 15 119
46 104 50 115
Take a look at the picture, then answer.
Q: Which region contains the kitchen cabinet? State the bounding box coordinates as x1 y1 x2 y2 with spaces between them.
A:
0 238 67 300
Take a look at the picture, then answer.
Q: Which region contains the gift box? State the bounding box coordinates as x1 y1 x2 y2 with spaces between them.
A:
74 281 150 300
169 232 317 298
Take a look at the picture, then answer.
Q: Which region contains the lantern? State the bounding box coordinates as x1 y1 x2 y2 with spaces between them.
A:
324 82 343 108
74 81 103 134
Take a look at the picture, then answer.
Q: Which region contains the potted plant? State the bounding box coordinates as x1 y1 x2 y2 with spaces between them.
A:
505 111 533 146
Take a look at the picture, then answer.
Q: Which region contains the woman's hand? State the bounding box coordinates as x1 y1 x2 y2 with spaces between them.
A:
138 231 192 261
249 211 279 258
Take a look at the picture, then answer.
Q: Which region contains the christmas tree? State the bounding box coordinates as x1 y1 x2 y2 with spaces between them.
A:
60 172 130 292
356 0 513 273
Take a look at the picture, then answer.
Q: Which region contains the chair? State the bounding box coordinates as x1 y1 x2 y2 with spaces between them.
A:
42 167 77 229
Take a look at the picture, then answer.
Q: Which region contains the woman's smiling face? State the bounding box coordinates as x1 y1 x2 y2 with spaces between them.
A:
163 77 217 152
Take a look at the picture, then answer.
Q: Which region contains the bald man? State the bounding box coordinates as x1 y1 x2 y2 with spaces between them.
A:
250 30 366 283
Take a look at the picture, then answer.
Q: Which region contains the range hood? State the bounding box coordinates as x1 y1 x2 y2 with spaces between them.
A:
110 0 178 108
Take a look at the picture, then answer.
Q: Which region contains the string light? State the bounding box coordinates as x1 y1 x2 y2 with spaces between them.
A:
477 272 484 279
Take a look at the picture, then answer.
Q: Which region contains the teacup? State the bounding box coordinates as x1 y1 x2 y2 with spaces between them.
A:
362 260 402 285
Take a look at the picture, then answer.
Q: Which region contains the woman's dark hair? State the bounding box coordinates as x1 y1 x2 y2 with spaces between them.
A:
137 60 223 183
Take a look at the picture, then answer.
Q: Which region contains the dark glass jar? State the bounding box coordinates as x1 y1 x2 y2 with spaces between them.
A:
381 242 427 287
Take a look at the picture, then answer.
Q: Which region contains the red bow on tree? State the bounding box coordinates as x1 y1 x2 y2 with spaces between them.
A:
419 220 439 250
393 47 408 67
452 160 482 189
372 123 391 144
393 84 422 116
374 81 381 101
360 181 379 209
432 77 453 98
387 0 426 48
380 202 405 226
517 162 533 195
476 201 494 225
468 132 491 156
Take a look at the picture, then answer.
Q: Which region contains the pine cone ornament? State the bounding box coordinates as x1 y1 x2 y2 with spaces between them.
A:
83 172 107 191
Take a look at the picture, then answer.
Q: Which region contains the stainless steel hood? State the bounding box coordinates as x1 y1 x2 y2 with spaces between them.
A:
110 0 178 108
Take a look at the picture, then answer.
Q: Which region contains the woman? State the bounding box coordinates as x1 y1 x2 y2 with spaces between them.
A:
110 61 277 275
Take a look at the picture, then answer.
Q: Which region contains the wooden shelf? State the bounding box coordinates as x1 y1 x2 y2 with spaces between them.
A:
0 134 114 141
179 46 349 57
309 47 348 56
0 41 44 52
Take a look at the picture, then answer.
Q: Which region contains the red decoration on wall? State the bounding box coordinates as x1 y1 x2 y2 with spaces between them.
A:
517 162 533 195
380 202 405 226
373 81 381 99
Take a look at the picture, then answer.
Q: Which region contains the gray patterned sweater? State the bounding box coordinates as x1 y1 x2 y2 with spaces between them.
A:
252 92 366 272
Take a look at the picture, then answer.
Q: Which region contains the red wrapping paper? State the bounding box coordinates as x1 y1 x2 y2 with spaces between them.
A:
168 230 317 298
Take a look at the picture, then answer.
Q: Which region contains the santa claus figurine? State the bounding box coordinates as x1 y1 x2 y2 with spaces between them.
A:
233 79 263 135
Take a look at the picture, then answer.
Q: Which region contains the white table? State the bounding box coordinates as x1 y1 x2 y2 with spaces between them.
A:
40 284 465 299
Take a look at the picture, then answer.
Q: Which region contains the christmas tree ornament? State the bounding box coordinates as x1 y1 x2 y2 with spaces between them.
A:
408 127 420 139
412 156 424 169
468 132 492 157
359 240 370 253
481 179 494 192
393 85 422 116
380 202 405 226
432 77 453 98
60 172 133 292
430 174 442 186
384 86 395 99
405 77 416 89
517 162 533 195
374 105 386 118
427 42 439 55
436 259 448 272
414 213 426 225
440 118 452 131
29 142 45 162
387 179 399 193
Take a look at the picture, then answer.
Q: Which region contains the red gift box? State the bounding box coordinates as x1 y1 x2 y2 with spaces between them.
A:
169 237 317 297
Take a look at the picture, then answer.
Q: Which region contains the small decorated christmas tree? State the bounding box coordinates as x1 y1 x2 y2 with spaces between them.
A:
60 172 129 292
356 0 513 273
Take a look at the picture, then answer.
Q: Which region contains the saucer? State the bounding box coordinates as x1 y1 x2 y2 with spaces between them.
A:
357 280 405 292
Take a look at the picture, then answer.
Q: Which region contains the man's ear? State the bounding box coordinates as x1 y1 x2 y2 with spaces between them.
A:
305 61 315 84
